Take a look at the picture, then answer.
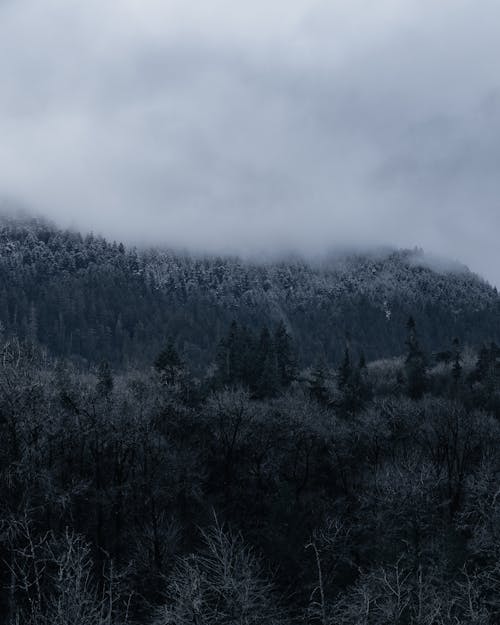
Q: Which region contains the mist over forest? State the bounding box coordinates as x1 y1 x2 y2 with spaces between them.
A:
0 214 499 624
2 1 500 285
1 0 500 623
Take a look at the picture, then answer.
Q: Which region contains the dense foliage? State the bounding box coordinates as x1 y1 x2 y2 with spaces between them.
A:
1 216 499 623
1 215 499 369
0 314 499 623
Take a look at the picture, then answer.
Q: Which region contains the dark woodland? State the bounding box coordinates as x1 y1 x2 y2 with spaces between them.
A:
0 216 499 624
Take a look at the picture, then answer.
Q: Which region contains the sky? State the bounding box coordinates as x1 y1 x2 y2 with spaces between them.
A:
0 0 499 284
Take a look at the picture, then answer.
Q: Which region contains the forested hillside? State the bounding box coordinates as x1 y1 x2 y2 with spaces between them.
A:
1 215 499 369
1 215 500 623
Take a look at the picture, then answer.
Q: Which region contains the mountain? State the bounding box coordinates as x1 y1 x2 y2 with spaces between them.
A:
0 214 499 368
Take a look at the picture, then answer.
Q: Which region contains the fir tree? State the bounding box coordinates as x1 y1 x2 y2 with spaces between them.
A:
155 340 183 384
337 347 368 416
254 327 279 398
338 347 352 390
309 360 329 405
404 316 427 400
274 321 297 387
96 360 114 397
451 337 462 384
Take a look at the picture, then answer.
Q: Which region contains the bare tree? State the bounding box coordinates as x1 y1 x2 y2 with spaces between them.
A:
156 516 281 625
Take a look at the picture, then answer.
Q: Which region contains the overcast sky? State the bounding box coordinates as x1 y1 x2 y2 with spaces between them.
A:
0 0 499 283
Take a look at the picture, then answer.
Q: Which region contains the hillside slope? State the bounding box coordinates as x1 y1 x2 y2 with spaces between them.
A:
0 215 499 367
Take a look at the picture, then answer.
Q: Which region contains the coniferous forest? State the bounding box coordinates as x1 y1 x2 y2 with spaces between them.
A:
0 216 499 624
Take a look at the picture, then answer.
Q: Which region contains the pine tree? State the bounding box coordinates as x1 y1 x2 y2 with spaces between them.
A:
309 360 329 405
28 302 38 344
155 340 183 385
274 321 297 387
226 321 241 383
215 336 230 385
338 347 352 390
451 337 462 384
96 360 114 397
473 342 500 412
357 351 372 403
239 324 257 385
337 347 368 416
254 327 279 398
404 316 427 400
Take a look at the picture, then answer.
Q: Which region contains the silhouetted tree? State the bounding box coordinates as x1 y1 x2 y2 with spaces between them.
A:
338 347 353 391
254 327 279 398
405 316 427 399
274 321 297 387
309 360 329 405
155 340 183 384
451 337 462 385
96 360 113 397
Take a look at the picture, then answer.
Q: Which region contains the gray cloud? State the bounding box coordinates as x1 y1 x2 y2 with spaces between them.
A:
0 0 499 284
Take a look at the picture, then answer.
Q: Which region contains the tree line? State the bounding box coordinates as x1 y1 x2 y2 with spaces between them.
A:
2 215 500 371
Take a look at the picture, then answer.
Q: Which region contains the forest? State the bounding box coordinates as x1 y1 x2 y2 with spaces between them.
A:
0 313 499 624
1 215 500 370
0 216 499 623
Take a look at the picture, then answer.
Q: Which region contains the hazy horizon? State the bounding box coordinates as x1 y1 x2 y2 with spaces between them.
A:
1 1 499 285
2 203 490 294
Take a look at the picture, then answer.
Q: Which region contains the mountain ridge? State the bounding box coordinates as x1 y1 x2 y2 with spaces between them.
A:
0 214 498 368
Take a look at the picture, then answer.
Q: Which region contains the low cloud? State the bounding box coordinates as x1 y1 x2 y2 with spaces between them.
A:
0 0 499 284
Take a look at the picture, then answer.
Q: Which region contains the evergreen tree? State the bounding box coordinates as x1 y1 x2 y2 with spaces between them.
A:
309 359 329 405
474 342 500 383
472 342 500 414
55 359 77 411
239 324 258 385
254 327 279 398
337 347 368 416
404 316 427 400
96 360 114 397
395 368 405 395
274 321 297 387
357 351 372 402
155 340 183 384
451 337 462 384
28 302 38 344
338 347 352 390
225 321 241 382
